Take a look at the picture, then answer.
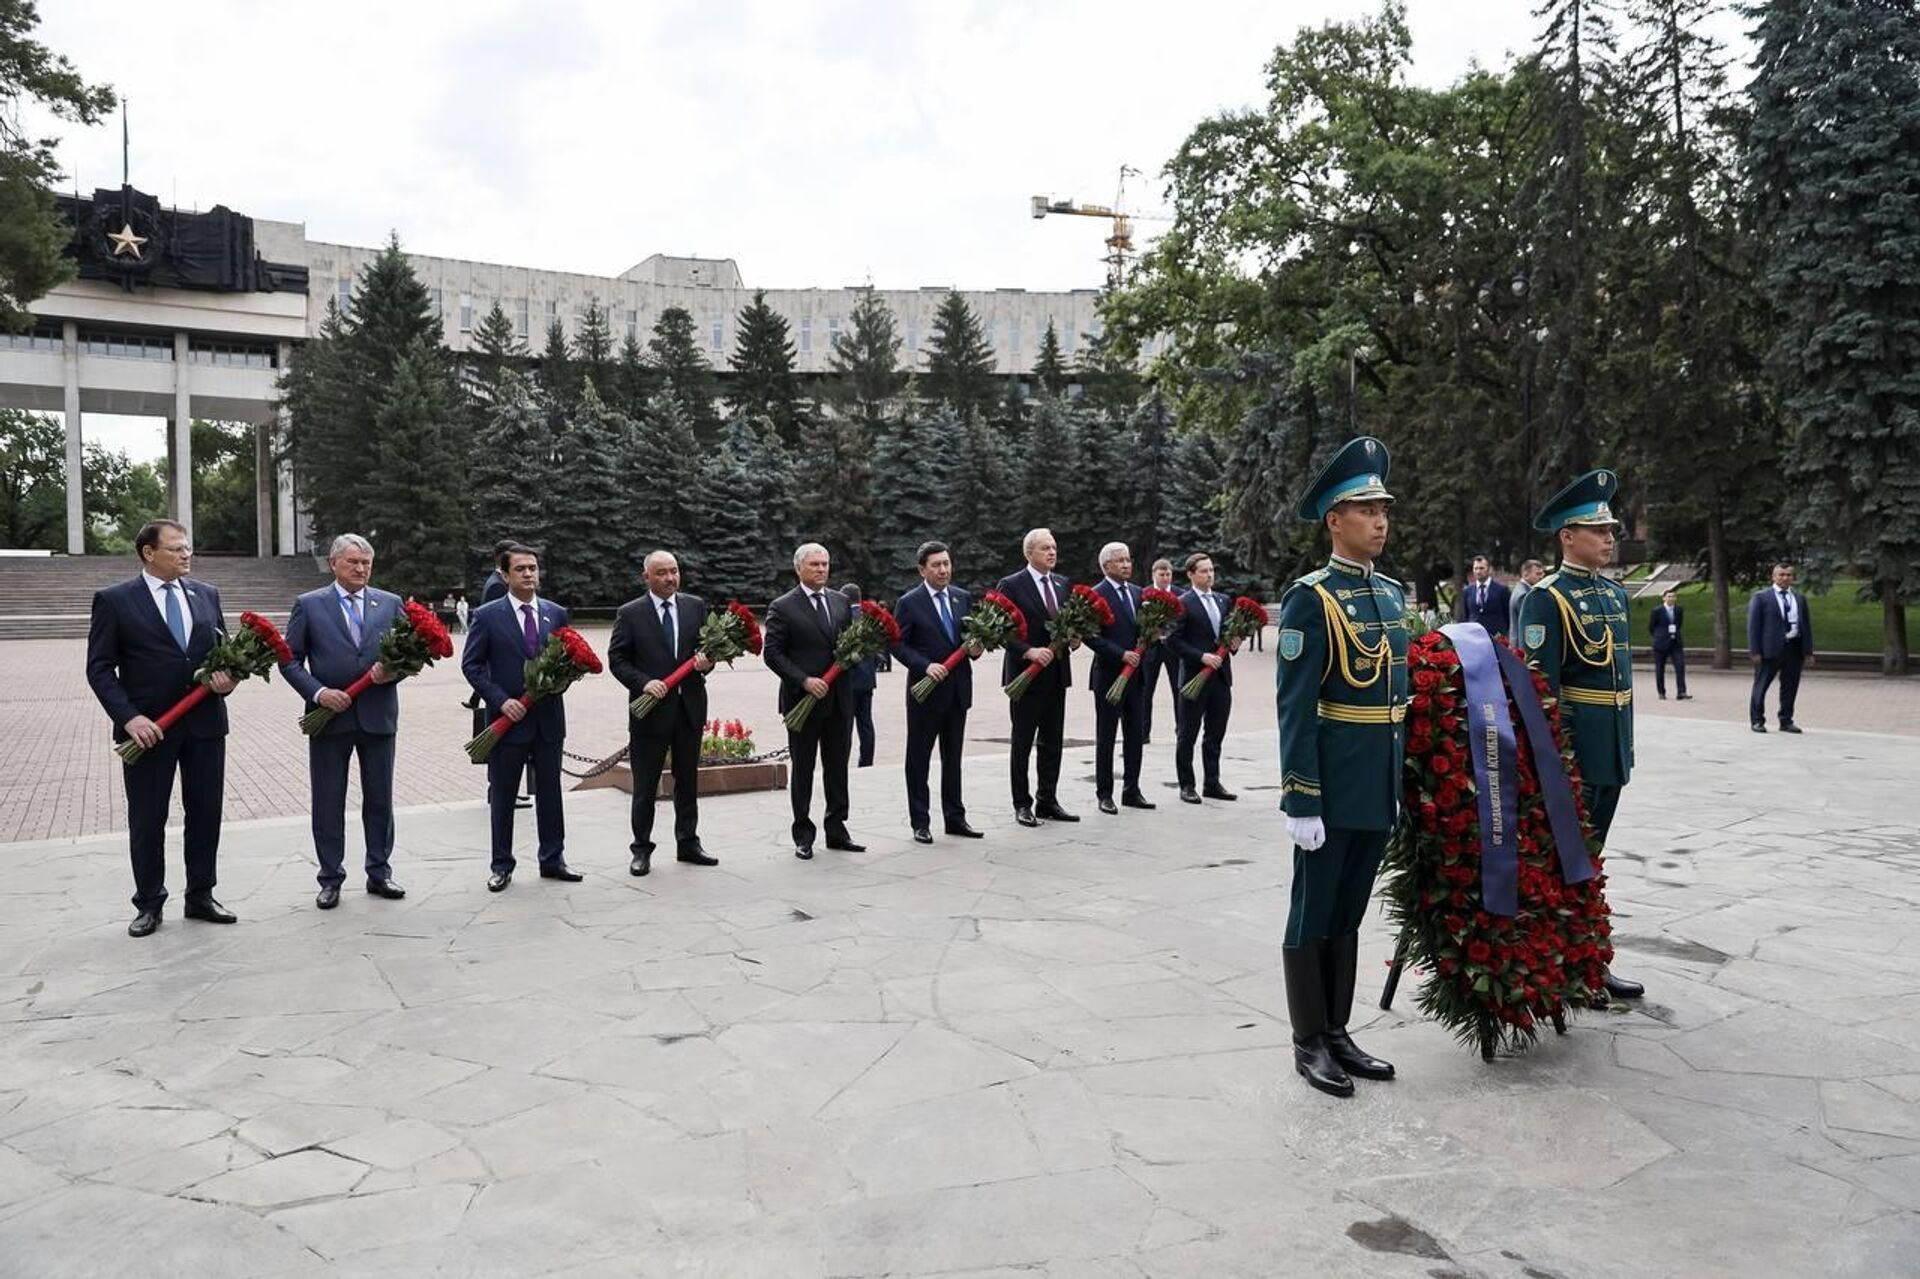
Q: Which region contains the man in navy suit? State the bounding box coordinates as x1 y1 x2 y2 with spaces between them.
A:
86 519 239 937
1649 588 1692 700
763 542 863 859
1088 541 1155 815
462 544 580 891
891 540 985 844
1166 551 1240 804
608 550 717 877
1139 557 1179 744
998 527 1079 827
280 533 407 910
1455 554 1512 639
1748 561 1815 733
470 543 531 811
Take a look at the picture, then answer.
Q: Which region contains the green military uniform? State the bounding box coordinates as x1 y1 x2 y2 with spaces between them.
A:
1274 436 1406 1096
1517 468 1644 1000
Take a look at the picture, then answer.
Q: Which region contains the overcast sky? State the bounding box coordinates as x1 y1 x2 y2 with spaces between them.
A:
34 0 1753 459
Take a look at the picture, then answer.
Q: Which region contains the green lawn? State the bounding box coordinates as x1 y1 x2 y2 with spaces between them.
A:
1626 579 1912 656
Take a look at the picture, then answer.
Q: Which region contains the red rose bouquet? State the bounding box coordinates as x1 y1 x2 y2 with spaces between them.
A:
783 600 900 731
1381 629 1615 1058
297 598 453 735
465 626 603 762
114 611 293 764
630 601 762 721
910 588 1026 703
1103 586 1185 705
1179 595 1268 699
1005 583 1111 701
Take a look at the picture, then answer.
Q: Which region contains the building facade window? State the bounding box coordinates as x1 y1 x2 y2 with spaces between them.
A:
459 293 474 333
80 331 172 361
515 298 530 338
906 324 919 351
428 288 442 319
627 309 638 342
0 324 62 354
1010 319 1022 353
189 339 275 369
711 319 725 351
828 315 841 349
546 299 560 332
336 276 352 316
799 316 812 354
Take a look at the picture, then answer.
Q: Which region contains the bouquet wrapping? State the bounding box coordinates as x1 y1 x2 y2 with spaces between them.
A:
1005 584 1112 701
465 626 603 763
909 589 1026 703
114 611 293 764
1180 596 1269 699
630 601 762 720
1103 587 1185 705
783 600 899 732
298 599 454 735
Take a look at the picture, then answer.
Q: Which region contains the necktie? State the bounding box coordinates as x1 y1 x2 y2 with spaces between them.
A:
660 599 675 658
344 592 363 646
162 581 188 650
1478 582 1487 609
1040 575 1058 616
1779 590 1790 621
1119 584 1134 621
521 603 539 657
1204 593 1221 635
811 591 830 629
936 591 955 643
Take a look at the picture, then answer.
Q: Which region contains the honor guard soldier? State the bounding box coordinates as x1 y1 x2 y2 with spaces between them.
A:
1515 469 1645 1002
1275 436 1407 1097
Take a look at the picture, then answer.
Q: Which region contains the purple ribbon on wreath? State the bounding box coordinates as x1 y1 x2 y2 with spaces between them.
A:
1492 643 1596 891
1441 624 1520 915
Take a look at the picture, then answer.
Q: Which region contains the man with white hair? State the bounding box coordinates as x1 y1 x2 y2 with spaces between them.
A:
762 543 863 860
280 534 407 910
997 528 1079 826
1087 541 1154 814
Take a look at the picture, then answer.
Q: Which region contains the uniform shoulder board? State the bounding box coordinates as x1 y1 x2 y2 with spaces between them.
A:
1535 572 1563 592
1374 572 1403 590
1294 569 1330 588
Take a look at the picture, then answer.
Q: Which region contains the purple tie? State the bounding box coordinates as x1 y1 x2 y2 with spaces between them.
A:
1040 575 1058 616
521 603 539 657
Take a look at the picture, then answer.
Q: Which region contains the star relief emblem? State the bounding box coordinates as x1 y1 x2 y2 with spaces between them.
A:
107 223 147 258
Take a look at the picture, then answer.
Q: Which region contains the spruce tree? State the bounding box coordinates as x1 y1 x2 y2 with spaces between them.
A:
827 290 911 418
1033 320 1070 398
1158 428 1225 569
362 341 469 598
941 409 1021 589
545 381 635 605
615 332 653 419
1019 393 1080 546
1125 391 1176 567
728 291 807 446
740 417 797 599
626 393 701 576
279 302 364 543
921 292 999 424
1748 0 1920 674
466 372 554 573
574 299 616 402
869 407 952 591
468 300 528 408
690 421 774 603
538 317 577 408
649 306 722 447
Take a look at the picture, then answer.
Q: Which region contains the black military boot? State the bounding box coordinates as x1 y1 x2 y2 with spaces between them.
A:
1323 934 1395 1080
1284 944 1354 1098
1602 969 1645 1000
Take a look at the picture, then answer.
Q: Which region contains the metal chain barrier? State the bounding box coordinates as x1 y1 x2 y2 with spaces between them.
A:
561 743 791 779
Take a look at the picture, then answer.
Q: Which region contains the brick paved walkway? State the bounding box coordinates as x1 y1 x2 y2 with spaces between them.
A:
4 629 1914 843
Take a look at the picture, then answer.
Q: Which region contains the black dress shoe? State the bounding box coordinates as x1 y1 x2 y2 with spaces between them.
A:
1121 790 1156 810
1751 723 1767 733
1677 693 1693 700
794 844 814 860
912 828 934 845
1014 806 1039 828
487 871 512 892
1657 693 1667 700
1780 723 1803 734
514 795 533 810
128 909 160 938
945 821 985 838
1035 802 1079 822
825 837 867 853
630 849 652 876
539 864 584 882
316 886 341 910
184 896 236 924
1097 796 1118 815
1603 970 1645 999
677 848 719 866
1179 787 1202 804
366 878 406 899
1202 784 1238 802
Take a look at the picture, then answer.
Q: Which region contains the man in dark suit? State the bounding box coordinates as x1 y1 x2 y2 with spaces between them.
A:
609 550 718 877
891 539 985 844
1139 557 1179 744
1649 588 1692 700
86 519 239 936
1166 551 1240 804
1748 561 1815 733
763 542 864 859
1088 540 1154 815
461 544 580 891
471 543 531 811
840 583 880 767
280 533 407 910
1455 554 1512 639
998 527 1078 827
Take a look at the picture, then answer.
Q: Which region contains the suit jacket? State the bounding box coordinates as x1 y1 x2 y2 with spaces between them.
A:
461 595 570 744
1166 587 1234 690
763 585 855 718
86 575 230 743
997 568 1074 692
480 570 507 604
281 583 405 736
1087 578 1143 690
1649 603 1686 653
1456 576 1512 636
1748 587 1814 661
1508 580 1533 637
893 582 973 713
608 591 709 739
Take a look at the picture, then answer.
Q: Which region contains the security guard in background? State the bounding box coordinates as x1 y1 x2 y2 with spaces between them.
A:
1275 437 1408 1098
1515 469 1645 1002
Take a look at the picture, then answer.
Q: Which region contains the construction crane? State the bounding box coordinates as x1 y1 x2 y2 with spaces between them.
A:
1031 165 1165 290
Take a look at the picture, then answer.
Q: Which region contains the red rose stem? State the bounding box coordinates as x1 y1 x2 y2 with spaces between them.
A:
152 683 211 734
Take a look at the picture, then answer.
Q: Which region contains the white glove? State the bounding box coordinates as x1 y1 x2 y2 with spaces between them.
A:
1287 816 1327 851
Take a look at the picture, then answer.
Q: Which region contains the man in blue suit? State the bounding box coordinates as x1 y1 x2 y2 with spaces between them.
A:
280 533 407 910
891 540 984 844
1088 541 1154 815
461 544 578 891
1649 588 1692 700
1748 561 1815 733
1455 554 1512 639
86 519 239 937
998 527 1079 826
1166 551 1240 804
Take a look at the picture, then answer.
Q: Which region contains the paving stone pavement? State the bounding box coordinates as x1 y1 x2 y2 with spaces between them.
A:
2 705 1918 1277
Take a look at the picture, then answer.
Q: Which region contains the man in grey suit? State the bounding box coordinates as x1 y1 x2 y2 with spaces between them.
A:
1508 559 1546 637
281 534 407 909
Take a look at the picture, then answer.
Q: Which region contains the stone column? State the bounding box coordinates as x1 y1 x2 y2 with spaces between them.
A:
254 420 273 557
62 321 83 554
173 332 192 532
275 340 296 556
